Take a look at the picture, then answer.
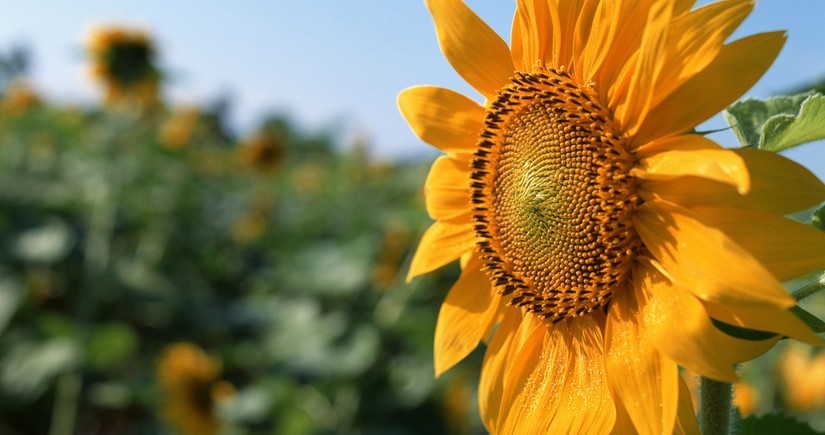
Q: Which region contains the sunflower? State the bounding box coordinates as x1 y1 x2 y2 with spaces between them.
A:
86 26 160 108
159 107 201 150
239 128 286 173
780 342 825 413
399 0 825 433
157 343 234 435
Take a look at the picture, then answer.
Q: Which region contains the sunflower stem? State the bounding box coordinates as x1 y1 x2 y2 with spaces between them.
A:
791 274 825 302
699 377 733 434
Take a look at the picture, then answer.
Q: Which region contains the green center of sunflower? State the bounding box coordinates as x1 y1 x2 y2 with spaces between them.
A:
471 67 641 324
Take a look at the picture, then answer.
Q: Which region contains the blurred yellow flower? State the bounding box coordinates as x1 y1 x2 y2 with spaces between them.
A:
400 0 825 433
159 107 201 150
86 25 160 108
781 342 825 413
733 382 758 417
292 162 324 194
157 343 234 435
232 198 273 245
2 80 40 114
239 129 285 173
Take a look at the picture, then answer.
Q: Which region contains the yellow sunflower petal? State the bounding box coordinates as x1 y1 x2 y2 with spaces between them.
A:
425 156 472 222
434 255 502 377
702 300 821 345
653 0 753 106
692 206 825 282
478 310 522 433
594 2 644 98
426 0 514 99
634 134 749 194
612 0 673 137
553 0 589 65
605 285 679 435
640 148 825 214
636 31 785 143
496 323 559 434
579 0 622 82
639 261 779 382
513 0 553 71
406 221 475 281
498 317 615 434
634 202 794 308
610 397 637 435
674 374 700 435
510 11 525 71
398 86 484 158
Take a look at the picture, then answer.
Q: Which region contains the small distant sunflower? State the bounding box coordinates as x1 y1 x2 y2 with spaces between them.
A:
87 26 160 108
239 129 285 173
157 343 234 435
780 342 825 413
733 382 757 417
400 0 825 433
159 107 201 150
2 80 40 113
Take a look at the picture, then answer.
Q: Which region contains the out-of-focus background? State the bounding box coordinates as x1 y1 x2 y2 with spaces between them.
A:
0 2 822 434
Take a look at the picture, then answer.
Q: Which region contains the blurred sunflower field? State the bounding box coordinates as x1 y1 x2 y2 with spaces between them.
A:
0 26 488 435
1 13 825 435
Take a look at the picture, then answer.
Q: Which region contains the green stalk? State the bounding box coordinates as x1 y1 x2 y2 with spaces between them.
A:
699 376 733 435
48 113 129 435
48 373 82 435
791 275 825 302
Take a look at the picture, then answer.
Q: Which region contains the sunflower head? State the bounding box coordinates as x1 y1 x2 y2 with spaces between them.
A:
239 128 286 173
159 107 201 150
87 26 161 108
400 0 825 433
157 343 234 435
2 80 40 114
780 342 825 413
471 66 640 323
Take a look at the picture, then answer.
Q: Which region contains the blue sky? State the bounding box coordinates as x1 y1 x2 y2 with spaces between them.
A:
1 1 823 176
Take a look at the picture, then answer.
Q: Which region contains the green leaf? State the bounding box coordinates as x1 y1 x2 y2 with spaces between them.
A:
790 305 825 334
812 205 825 232
761 94 825 151
736 412 819 435
0 338 80 401
0 271 23 335
86 323 139 370
725 92 813 147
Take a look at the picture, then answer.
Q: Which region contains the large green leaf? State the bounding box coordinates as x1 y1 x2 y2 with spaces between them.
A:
0 338 80 401
724 92 825 152
725 92 813 147
761 94 825 151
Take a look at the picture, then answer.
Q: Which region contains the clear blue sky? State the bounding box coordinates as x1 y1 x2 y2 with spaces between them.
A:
1 1 823 177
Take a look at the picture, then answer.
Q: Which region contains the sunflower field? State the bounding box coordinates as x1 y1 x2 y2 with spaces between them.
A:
2 5 825 435
0 32 488 434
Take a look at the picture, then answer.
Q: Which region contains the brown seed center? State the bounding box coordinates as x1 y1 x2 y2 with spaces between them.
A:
471 67 640 323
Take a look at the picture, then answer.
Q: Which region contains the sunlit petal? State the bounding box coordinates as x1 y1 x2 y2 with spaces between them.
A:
635 202 794 308
398 86 484 158
426 0 515 99
406 221 475 281
434 254 502 376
